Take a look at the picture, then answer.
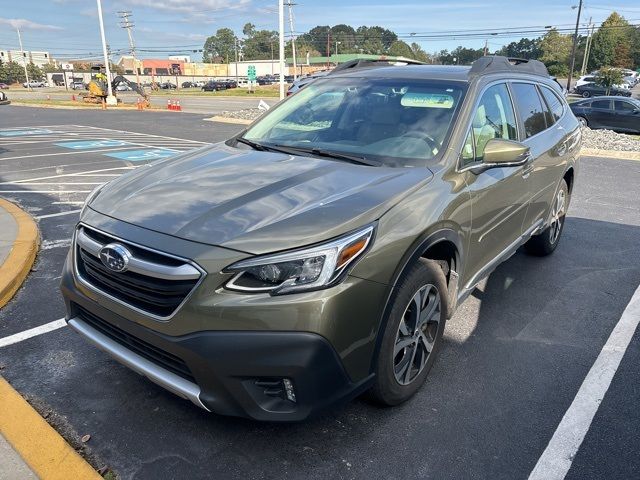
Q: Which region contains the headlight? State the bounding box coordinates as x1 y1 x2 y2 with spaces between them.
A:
80 183 105 217
224 225 375 295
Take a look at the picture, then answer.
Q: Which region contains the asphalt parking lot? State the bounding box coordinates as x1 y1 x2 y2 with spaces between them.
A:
0 106 639 479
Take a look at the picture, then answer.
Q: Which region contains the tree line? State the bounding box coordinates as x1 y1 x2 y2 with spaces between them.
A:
202 12 639 75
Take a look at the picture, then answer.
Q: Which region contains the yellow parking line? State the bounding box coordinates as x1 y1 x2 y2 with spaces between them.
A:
0 198 40 308
0 377 101 479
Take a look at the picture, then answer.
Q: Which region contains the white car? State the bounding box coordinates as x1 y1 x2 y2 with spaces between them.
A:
574 74 629 91
23 80 45 88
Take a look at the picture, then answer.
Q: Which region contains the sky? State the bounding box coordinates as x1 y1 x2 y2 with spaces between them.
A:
0 0 639 62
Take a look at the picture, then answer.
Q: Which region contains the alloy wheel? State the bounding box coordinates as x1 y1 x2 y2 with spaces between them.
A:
549 188 567 245
393 284 441 386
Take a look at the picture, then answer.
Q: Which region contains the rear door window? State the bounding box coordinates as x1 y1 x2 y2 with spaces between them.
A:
539 86 564 122
591 100 611 110
614 100 636 113
510 83 548 138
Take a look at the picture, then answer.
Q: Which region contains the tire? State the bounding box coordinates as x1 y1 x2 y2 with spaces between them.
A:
525 179 569 256
581 91 591 98
576 116 588 127
368 258 448 406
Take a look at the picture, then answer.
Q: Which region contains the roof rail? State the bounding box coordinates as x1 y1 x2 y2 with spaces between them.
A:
469 56 549 77
328 58 426 75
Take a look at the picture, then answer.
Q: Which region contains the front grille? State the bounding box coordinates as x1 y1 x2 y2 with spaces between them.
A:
75 225 202 318
75 304 196 383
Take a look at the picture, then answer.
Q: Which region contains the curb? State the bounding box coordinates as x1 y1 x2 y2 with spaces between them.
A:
581 148 640 161
0 377 101 479
204 116 254 125
0 198 40 309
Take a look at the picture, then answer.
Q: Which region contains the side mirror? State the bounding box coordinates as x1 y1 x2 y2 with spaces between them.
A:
470 139 530 175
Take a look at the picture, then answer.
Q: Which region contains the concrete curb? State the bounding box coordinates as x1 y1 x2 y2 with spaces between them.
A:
582 148 640 160
0 377 101 479
204 115 254 125
0 199 40 309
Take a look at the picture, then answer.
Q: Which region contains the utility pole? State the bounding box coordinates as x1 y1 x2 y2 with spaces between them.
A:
287 0 298 80
96 0 116 105
278 0 285 99
16 27 31 91
326 31 331 68
567 0 583 93
581 17 594 76
483 39 488 56
234 37 239 84
118 11 141 88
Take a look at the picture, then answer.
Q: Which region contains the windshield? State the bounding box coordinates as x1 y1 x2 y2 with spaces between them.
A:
242 77 466 167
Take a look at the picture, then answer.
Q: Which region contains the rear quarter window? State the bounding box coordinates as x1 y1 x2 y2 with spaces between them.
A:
539 86 564 122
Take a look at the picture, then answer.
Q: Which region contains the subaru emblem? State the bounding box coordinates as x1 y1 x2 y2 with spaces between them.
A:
99 243 131 273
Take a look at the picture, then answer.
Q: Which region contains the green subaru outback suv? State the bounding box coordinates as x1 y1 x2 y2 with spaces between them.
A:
61 57 581 420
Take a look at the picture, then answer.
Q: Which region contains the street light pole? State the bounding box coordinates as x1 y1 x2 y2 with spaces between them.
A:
567 0 583 92
278 0 285 99
16 27 31 91
581 17 594 76
96 0 117 105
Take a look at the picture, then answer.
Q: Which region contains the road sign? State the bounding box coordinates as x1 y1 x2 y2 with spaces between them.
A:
61 63 74 71
247 65 257 81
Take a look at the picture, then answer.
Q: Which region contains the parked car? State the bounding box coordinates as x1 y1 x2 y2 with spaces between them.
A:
256 76 273 86
62 56 580 421
202 80 226 92
0 83 9 90
23 80 45 88
115 84 132 92
0 91 8 104
71 81 86 90
159 82 177 90
574 83 631 98
570 96 640 133
181 81 195 88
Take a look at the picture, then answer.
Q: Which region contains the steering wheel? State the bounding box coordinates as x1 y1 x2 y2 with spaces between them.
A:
400 131 440 153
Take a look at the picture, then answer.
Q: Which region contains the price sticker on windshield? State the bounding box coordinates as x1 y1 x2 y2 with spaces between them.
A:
401 93 455 109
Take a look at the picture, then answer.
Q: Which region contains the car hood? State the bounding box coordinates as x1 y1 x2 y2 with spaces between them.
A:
90 144 433 254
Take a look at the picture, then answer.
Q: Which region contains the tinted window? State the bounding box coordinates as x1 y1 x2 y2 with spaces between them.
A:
511 83 548 138
462 83 517 166
540 86 564 122
614 100 636 113
591 100 611 110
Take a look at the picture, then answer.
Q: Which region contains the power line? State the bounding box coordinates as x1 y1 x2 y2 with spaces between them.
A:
118 10 141 85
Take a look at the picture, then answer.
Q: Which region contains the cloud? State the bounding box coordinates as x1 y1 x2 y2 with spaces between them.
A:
119 0 252 15
0 17 63 30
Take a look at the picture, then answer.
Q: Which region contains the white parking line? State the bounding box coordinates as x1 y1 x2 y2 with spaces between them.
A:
0 190 92 194
0 147 143 162
0 166 135 184
36 210 82 219
0 319 66 348
529 283 640 480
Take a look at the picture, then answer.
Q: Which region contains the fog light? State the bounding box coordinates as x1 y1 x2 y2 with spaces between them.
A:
283 378 296 402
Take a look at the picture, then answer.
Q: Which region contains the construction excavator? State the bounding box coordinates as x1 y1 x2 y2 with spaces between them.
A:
83 64 150 107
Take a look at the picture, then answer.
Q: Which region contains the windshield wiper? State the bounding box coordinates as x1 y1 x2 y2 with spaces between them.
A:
235 137 303 156
272 145 379 167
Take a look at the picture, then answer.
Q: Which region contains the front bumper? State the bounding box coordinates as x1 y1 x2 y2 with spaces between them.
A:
61 261 376 421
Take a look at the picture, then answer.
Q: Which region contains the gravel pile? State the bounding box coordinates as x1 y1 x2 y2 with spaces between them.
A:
581 127 640 152
217 108 265 121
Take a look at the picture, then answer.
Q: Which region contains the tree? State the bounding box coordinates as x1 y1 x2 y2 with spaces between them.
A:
242 23 256 38
203 28 236 63
0 61 26 83
539 28 573 76
26 62 43 81
388 40 414 59
613 43 633 68
410 43 431 63
589 12 633 70
595 67 624 94
298 26 331 56
496 38 542 59
243 29 278 60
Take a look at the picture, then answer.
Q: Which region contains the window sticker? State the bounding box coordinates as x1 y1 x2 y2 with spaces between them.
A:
401 92 455 109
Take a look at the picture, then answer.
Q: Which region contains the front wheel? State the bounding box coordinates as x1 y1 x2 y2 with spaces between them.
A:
525 179 569 256
576 116 588 127
368 258 448 406
581 91 591 98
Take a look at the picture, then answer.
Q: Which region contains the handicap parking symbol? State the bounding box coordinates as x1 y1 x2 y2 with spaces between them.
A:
103 148 179 162
0 129 53 137
56 139 132 149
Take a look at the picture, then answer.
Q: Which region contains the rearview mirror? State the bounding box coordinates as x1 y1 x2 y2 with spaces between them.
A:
470 139 530 175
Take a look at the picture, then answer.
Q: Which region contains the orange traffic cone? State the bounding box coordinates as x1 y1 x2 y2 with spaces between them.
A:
176 100 182 111
71 94 76 101
167 99 172 110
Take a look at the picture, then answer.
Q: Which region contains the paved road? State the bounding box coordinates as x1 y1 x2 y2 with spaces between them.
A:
4 88 279 115
0 107 639 479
